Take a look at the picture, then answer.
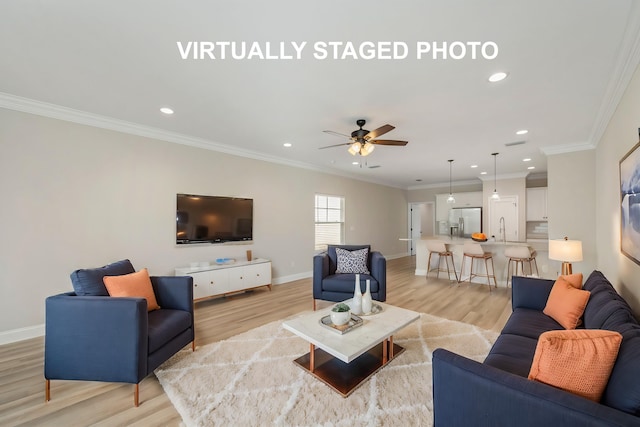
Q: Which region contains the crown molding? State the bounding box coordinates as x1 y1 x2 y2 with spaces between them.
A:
0 92 405 189
477 171 530 182
588 1 640 147
407 179 481 191
540 141 596 156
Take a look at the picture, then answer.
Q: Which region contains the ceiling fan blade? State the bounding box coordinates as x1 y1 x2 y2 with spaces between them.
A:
319 143 351 149
323 130 352 139
365 124 395 140
370 139 408 146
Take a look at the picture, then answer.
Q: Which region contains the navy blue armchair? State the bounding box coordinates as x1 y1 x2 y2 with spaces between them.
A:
313 244 386 310
44 260 194 406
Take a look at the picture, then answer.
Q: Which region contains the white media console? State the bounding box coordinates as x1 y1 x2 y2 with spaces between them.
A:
175 258 272 302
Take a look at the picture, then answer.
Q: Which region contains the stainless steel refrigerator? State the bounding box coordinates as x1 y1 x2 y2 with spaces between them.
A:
448 207 482 237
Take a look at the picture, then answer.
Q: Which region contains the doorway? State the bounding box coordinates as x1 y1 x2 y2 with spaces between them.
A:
488 196 518 241
408 202 435 255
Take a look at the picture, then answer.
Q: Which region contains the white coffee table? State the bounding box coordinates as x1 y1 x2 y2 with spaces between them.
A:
282 300 420 397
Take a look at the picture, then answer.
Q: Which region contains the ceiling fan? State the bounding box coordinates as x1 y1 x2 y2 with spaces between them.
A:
320 119 408 156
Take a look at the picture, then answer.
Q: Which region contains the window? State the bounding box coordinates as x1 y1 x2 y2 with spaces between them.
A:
315 194 344 251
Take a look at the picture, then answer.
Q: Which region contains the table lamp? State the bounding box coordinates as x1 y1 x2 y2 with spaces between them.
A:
549 237 583 275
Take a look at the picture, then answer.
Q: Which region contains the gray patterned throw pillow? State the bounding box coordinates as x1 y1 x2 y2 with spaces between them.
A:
335 247 370 274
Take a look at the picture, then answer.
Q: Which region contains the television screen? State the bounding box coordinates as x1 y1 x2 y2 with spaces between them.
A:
176 194 253 244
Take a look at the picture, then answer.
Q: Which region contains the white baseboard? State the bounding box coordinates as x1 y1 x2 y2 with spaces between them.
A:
272 271 312 285
415 268 427 276
0 324 44 346
386 252 410 260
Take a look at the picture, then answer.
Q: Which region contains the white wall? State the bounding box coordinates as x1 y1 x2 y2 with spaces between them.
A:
547 150 597 276
0 108 408 337
594 63 640 314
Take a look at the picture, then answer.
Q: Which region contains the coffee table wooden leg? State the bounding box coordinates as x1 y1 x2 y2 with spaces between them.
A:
382 339 388 364
390 336 394 358
310 344 315 373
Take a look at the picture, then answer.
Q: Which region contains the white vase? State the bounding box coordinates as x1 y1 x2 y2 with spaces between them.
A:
362 279 373 314
351 274 362 315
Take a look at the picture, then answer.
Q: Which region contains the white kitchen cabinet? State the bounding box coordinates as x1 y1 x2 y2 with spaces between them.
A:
526 187 548 221
175 259 272 302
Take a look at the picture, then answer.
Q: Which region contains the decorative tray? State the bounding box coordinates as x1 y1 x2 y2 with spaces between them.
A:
357 303 383 316
215 258 236 265
319 314 363 334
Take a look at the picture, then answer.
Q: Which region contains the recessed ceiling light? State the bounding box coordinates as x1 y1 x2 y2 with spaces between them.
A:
480 171 488 175
470 165 478 168
528 166 535 170
516 129 528 135
523 158 531 162
488 72 508 83
283 143 292 147
352 161 359 165
160 107 174 115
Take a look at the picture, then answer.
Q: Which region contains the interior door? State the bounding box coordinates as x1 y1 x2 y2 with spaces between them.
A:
489 196 519 241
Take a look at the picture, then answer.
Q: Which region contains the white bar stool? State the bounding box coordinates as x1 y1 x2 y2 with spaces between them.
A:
504 246 539 287
426 240 459 282
459 241 497 291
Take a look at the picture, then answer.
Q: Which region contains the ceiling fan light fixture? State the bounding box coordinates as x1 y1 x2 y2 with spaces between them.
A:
348 142 361 155
363 142 375 155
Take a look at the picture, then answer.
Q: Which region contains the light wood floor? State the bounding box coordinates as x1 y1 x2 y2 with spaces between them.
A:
0 256 512 426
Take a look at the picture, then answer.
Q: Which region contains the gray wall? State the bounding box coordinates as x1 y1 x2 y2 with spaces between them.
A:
0 108 408 337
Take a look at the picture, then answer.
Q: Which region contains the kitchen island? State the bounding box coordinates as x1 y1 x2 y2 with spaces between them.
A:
415 237 556 286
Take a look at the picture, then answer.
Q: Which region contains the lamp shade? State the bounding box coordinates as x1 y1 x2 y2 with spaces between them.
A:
549 239 583 262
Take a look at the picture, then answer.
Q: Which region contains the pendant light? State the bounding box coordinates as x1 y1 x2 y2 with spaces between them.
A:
447 159 456 203
491 152 500 200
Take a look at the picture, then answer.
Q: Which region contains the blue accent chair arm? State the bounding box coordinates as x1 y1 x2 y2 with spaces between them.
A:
151 276 193 312
312 253 329 299
511 276 554 311
44 293 147 384
371 251 386 301
432 348 637 427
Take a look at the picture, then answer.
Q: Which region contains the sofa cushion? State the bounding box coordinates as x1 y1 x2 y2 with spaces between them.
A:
322 274 379 293
335 247 370 274
543 276 590 329
582 271 638 330
528 329 622 402
148 309 192 354
103 268 160 312
484 333 538 377
501 308 564 340
602 326 640 415
70 259 135 296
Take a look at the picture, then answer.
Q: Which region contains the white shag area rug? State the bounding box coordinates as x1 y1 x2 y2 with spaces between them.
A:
155 313 498 427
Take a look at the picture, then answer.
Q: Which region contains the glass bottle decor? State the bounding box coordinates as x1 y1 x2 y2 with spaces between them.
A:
362 279 373 314
352 274 362 315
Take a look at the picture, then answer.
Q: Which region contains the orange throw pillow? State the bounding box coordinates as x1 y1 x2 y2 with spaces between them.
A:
560 273 583 289
103 268 160 311
543 276 590 329
528 329 622 402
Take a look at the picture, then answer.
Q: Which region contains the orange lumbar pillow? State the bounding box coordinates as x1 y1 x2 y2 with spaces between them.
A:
103 268 160 311
560 273 583 289
543 276 590 329
528 329 622 402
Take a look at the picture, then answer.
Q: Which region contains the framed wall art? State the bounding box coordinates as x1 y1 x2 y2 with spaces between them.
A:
620 128 640 265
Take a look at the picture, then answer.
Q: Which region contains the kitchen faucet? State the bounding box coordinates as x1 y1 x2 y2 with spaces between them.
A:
499 216 506 243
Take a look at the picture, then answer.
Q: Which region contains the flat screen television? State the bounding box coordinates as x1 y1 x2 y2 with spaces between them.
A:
176 194 253 244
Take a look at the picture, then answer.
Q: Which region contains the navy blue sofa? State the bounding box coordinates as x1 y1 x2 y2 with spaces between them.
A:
313 244 386 309
433 271 640 426
44 259 194 406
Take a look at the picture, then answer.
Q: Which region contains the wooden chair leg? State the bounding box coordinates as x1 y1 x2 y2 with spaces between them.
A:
192 339 196 351
427 252 433 278
45 379 50 402
134 383 139 407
